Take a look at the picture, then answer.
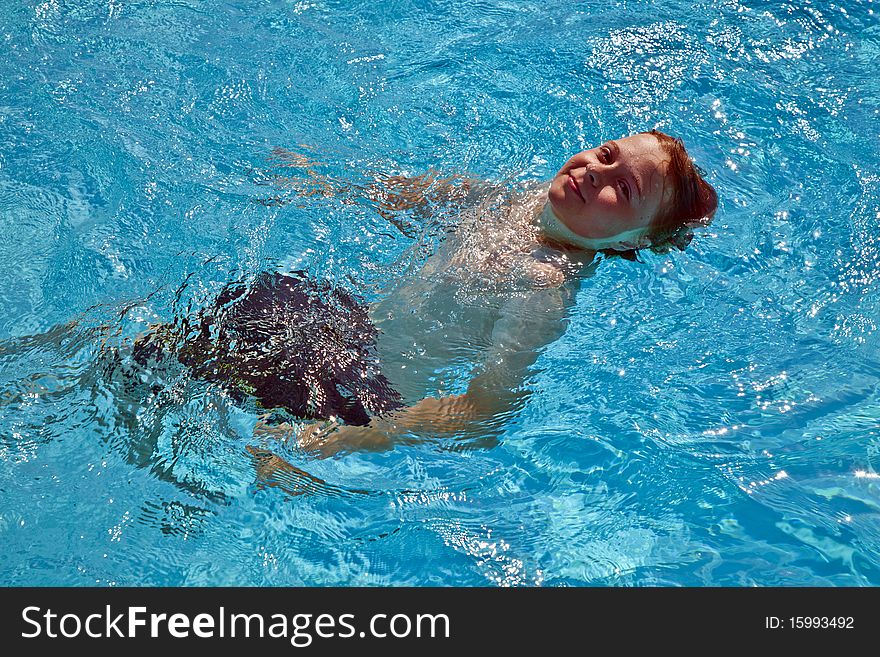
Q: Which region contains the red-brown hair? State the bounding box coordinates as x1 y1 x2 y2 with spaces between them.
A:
643 129 717 253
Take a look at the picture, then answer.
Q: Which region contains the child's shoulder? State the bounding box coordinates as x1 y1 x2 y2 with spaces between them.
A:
523 258 566 288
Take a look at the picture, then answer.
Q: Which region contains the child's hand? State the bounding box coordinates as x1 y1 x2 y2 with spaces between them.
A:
267 146 324 170
297 420 394 458
296 418 338 452
252 146 341 205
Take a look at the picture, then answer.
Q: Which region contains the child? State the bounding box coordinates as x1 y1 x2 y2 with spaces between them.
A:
244 129 717 458
141 130 716 463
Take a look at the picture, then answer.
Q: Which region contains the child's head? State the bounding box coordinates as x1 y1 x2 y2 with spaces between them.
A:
542 130 717 254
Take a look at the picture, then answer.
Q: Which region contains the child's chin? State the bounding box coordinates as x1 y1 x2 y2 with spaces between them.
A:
547 181 566 207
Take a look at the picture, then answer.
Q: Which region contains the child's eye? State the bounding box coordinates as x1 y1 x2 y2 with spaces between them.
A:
599 147 612 163
618 180 630 201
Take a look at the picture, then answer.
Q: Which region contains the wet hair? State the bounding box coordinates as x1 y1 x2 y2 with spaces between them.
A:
604 129 717 262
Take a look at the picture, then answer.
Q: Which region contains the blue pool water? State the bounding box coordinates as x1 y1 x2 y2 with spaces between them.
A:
1 0 879 586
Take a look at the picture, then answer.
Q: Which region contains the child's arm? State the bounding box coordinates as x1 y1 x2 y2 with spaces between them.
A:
256 146 481 221
300 284 574 456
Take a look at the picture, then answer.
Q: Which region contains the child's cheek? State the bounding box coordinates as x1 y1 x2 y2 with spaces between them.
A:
596 188 618 208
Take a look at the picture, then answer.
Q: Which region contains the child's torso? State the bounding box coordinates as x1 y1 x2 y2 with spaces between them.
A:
371 183 589 402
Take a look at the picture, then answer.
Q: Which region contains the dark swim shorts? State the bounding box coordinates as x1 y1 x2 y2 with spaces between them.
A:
133 271 403 426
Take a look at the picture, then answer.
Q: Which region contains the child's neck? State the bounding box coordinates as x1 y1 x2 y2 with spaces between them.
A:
535 198 596 251
535 202 646 252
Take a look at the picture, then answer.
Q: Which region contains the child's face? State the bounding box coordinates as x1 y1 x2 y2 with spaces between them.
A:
547 133 671 246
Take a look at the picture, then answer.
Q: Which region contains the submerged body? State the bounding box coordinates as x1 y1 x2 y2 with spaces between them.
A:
138 131 714 456
290 130 716 454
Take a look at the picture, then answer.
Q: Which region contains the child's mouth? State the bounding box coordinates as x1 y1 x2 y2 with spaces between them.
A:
568 174 586 203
